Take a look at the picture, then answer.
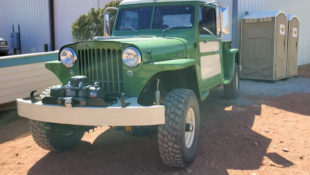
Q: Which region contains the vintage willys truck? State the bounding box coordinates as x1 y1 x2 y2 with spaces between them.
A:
17 0 239 167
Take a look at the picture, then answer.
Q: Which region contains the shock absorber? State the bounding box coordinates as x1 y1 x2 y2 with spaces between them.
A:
156 79 160 105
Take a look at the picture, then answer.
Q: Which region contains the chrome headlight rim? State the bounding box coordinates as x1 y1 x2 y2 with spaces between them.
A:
122 47 141 68
60 48 77 68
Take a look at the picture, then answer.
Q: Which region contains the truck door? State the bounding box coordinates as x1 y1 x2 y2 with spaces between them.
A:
198 6 223 90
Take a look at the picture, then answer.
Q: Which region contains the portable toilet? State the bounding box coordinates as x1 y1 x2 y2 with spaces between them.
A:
286 14 300 78
241 11 288 81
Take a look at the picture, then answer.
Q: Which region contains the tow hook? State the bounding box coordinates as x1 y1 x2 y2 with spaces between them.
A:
30 90 40 103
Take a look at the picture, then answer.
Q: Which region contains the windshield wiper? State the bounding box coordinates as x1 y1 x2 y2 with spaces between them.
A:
124 26 138 33
202 27 215 35
163 25 191 32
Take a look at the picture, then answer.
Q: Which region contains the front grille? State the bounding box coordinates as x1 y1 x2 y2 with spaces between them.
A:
77 49 123 93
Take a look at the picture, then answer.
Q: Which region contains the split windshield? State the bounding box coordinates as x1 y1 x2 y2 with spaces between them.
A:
115 5 195 31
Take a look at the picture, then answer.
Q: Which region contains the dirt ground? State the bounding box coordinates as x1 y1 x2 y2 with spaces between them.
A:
0 66 310 175
298 63 310 78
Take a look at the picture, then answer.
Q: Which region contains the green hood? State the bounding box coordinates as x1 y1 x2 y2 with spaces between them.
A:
92 36 187 62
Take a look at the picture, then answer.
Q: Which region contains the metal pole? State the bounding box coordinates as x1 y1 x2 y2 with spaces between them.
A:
18 24 21 54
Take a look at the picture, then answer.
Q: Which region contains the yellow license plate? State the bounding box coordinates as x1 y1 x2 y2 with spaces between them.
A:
125 126 131 131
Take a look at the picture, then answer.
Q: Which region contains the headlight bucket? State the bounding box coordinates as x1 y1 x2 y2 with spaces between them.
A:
60 48 77 67
122 47 141 68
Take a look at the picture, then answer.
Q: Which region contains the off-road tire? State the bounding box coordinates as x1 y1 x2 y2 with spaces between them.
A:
158 89 200 168
30 87 84 152
30 120 85 152
224 63 240 99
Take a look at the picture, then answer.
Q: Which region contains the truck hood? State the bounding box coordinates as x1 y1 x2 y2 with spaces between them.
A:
92 36 187 62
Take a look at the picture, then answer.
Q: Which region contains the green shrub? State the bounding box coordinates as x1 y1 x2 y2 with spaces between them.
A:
71 0 121 41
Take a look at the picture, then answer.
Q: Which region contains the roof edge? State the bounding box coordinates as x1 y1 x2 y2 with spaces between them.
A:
242 10 286 20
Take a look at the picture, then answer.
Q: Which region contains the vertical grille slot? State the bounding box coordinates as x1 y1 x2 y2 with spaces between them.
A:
78 48 123 93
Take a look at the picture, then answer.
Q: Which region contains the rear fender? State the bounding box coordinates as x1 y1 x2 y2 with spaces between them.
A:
223 49 239 84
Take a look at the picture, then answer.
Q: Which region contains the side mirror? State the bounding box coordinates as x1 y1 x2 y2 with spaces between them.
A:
103 7 118 37
104 12 111 36
221 6 229 35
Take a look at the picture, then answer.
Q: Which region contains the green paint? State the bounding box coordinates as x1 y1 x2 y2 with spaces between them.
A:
47 1 238 101
223 49 239 84
45 60 79 85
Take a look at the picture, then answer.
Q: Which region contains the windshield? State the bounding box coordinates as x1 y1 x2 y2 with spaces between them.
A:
153 5 194 29
115 7 153 31
115 5 195 31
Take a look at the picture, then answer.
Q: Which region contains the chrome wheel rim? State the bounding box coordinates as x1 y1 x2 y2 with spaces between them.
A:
185 108 195 148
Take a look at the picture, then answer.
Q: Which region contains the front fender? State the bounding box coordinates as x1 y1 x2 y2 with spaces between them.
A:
126 59 196 97
45 61 79 85
223 49 239 84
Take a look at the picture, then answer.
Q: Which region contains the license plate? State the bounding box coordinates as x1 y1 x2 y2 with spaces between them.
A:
0 42 5 46
125 126 131 131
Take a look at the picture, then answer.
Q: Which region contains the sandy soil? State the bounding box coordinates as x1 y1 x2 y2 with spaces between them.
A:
0 92 309 175
0 64 309 175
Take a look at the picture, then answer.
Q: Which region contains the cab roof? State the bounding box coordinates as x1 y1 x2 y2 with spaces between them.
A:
120 0 213 5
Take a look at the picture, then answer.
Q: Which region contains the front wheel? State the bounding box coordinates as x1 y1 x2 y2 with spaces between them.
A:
30 120 85 152
224 63 240 99
158 89 200 168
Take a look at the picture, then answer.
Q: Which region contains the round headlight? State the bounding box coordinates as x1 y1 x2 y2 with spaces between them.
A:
122 47 141 68
60 48 77 67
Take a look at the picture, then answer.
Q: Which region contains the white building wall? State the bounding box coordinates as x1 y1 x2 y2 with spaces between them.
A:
236 0 310 66
0 0 51 54
54 0 110 49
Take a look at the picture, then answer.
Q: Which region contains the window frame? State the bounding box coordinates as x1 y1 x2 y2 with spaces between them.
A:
198 5 219 36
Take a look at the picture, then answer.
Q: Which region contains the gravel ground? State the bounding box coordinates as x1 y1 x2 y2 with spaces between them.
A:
210 77 310 106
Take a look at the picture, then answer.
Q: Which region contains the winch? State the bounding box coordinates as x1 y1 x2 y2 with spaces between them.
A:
40 76 117 107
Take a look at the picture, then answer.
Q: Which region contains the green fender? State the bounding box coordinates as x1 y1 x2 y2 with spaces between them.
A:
45 60 79 85
223 49 239 84
130 59 199 97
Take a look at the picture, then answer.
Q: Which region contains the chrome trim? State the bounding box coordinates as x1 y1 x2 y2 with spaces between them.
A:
90 91 97 98
64 98 73 108
60 48 77 68
122 47 142 68
103 7 118 36
78 82 83 88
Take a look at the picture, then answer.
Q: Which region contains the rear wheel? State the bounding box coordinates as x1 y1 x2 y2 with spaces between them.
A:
30 120 85 152
158 89 200 168
224 63 240 99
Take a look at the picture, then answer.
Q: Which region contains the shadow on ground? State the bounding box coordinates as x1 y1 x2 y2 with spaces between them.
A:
26 91 294 175
0 109 30 144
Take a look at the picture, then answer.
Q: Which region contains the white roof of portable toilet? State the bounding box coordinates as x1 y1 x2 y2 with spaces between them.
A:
286 14 300 22
242 10 286 20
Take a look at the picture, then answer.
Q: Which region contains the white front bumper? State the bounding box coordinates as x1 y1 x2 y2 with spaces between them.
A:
16 98 165 126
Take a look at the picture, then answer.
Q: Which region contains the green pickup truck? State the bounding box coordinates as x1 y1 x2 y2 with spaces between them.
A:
17 0 239 168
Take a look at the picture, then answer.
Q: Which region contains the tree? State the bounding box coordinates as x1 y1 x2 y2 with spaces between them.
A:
71 0 121 42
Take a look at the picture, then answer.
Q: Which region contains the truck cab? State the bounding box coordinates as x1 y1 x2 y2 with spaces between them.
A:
17 0 239 168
